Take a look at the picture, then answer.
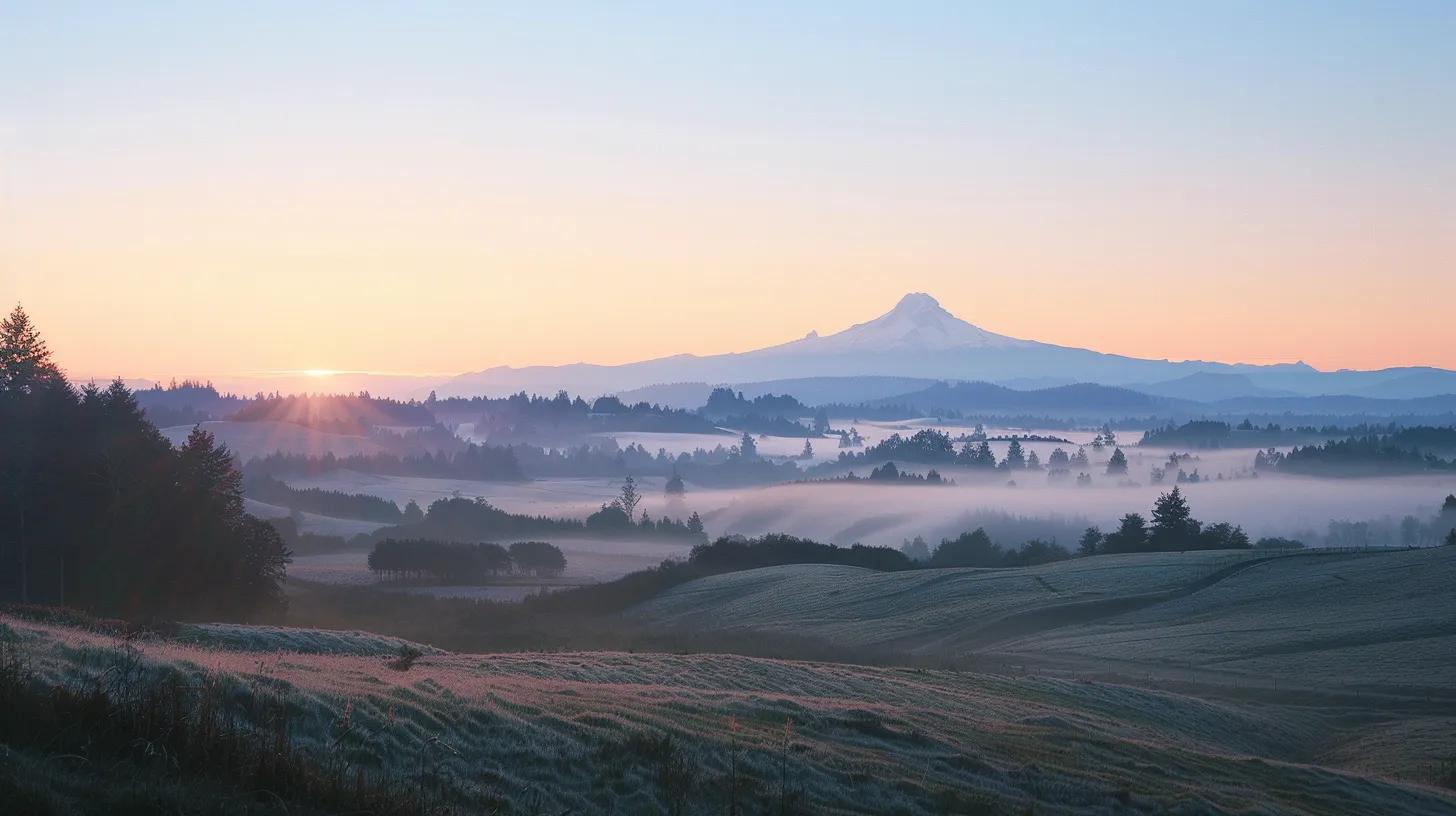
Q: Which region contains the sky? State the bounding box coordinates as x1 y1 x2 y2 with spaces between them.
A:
3 2 1454 382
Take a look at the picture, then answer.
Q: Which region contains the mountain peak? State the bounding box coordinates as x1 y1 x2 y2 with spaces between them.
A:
761 292 1034 355
893 292 941 313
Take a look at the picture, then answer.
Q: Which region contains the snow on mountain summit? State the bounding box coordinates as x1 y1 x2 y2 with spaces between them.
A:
770 292 1032 354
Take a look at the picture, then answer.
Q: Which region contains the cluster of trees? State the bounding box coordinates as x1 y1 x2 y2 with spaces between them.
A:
248 434 807 489
831 428 1112 480
367 538 566 582
701 388 827 437
363 488 708 547
1077 488 1250 555
806 461 950 485
923 529 1071 568
463 390 722 443
1143 420 1447 450
132 379 246 427
1263 433 1456 476
519 533 912 615
242 473 406 523
583 476 708 541
0 306 290 620
686 533 911 572
866 461 947 484
246 443 527 482
701 388 808 419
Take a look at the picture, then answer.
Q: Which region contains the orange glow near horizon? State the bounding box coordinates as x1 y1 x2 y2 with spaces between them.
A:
4 4 1454 382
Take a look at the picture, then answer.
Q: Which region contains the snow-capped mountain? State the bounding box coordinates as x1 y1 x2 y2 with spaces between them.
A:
759 293 1036 355
433 293 1456 402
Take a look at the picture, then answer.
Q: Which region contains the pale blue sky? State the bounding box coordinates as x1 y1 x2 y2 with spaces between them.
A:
3 2 1454 376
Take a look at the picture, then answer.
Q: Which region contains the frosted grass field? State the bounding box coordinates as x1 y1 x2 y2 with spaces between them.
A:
5 612 1453 815
633 548 1456 693
1001 547 1456 689
631 551 1266 651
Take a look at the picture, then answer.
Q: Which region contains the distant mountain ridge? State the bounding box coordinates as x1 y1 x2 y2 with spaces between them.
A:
437 293 1456 403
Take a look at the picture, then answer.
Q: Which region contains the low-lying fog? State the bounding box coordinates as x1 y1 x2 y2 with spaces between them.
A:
287 465 1456 552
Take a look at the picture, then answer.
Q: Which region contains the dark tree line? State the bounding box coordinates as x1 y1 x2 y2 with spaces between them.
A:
367 538 566 582
804 461 951 485
0 306 289 620
243 473 404 523
1265 433 1456 477
460 390 724 443
246 443 527 482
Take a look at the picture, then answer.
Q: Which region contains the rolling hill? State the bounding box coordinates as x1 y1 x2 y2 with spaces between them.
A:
630 547 1456 693
5 610 1453 814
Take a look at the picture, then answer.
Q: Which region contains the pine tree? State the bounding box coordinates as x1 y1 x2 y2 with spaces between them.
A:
1105 447 1129 475
1150 487 1201 550
686 511 706 542
1002 439 1026 470
738 432 758 459
0 304 62 393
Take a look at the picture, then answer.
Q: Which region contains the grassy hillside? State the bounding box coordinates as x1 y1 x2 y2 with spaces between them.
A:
1000 547 1456 690
630 548 1456 693
630 551 1264 652
3 611 1453 815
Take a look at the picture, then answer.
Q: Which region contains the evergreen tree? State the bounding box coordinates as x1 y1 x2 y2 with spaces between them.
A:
686 511 706 542
0 304 63 392
1077 527 1103 556
930 528 1001 567
1002 439 1026 470
1149 487 1201 550
737 431 758 459
403 499 425 523
664 471 686 496
900 535 931 562
0 312 289 618
1105 447 1128 476
1102 513 1149 553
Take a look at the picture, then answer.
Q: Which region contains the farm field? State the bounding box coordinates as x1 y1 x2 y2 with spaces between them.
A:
4 611 1454 815
631 548 1456 693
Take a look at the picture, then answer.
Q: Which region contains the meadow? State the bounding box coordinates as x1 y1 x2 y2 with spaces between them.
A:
632 547 1456 695
4 609 1453 815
